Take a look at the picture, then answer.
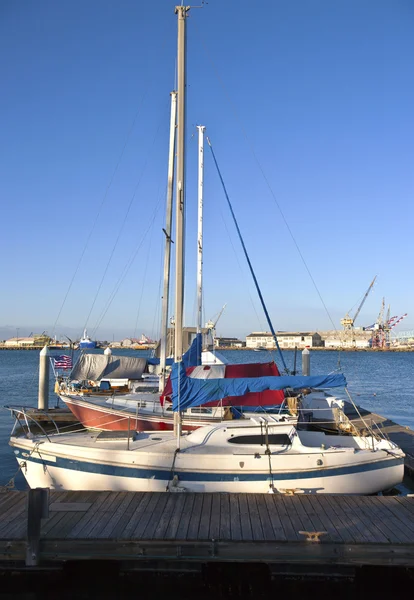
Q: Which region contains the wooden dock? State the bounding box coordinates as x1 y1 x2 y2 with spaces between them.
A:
1 490 414 572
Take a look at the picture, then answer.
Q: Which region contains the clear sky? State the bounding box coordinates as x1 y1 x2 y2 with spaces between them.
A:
1 0 413 341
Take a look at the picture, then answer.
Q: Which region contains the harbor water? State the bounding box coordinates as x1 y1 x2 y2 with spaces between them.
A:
0 348 413 489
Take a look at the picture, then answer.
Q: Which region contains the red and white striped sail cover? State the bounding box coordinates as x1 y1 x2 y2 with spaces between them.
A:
161 361 284 407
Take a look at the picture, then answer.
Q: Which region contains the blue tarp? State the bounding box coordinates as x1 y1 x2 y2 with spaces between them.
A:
171 362 347 411
182 333 202 368
147 334 201 368
147 357 174 366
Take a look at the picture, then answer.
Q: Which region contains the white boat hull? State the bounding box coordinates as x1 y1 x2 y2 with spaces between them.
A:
11 434 404 495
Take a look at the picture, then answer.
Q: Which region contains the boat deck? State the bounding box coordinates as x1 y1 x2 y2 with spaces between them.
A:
1 490 414 569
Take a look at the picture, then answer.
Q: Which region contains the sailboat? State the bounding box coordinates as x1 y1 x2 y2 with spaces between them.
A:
9 7 404 494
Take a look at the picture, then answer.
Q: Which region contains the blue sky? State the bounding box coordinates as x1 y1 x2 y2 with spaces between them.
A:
1 0 413 341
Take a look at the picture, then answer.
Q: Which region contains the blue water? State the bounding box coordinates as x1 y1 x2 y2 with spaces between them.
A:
0 348 413 488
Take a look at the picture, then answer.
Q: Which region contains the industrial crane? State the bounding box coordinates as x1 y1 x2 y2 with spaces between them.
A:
365 298 408 348
341 276 377 346
205 304 227 344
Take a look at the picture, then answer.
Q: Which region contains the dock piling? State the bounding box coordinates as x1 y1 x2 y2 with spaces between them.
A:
302 347 310 376
38 345 50 410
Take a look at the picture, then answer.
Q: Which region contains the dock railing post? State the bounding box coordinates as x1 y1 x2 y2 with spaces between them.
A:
26 488 49 566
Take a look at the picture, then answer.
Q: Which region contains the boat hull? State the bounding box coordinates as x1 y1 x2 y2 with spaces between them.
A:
11 440 404 495
79 341 97 349
61 395 221 431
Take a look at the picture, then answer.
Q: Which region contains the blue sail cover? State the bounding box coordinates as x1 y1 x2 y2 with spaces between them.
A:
171 362 347 411
147 357 174 366
182 333 202 368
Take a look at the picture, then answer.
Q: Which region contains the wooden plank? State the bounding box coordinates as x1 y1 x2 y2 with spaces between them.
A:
132 493 164 539
357 496 409 544
229 493 242 541
238 494 253 541
111 493 145 539
186 494 203 540
263 495 287 541
279 495 306 541
151 494 177 540
295 495 332 542
44 492 98 539
219 494 231 540
333 496 378 544
122 493 153 539
342 496 388 543
208 494 221 540
304 495 344 543
49 502 92 512
96 493 137 539
270 496 297 541
141 494 170 539
368 497 414 542
255 494 276 540
375 497 414 535
0 495 29 540
323 495 362 543
319 495 357 543
0 494 29 533
50 512 85 540
84 492 127 539
175 494 195 540
290 496 321 535
0 491 22 511
197 494 212 540
247 495 264 541
395 496 414 515
163 493 187 540
67 492 111 539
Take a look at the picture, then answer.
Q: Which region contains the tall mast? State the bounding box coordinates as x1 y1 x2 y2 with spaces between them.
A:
159 91 177 393
196 125 205 341
174 5 189 441
174 5 188 365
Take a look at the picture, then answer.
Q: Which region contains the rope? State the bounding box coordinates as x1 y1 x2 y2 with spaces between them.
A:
207 137 288 374
166 448 180 492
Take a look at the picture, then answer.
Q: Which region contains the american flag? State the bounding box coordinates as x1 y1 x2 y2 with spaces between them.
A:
54 355 73 370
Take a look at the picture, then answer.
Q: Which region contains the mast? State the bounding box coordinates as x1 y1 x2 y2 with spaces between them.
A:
174 5 189 440
159 91 177 393
196 125 205 343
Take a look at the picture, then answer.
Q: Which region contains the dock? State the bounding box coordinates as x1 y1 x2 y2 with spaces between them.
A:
1 490 414 572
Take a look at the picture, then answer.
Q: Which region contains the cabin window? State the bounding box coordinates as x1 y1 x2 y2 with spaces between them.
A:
228 434 291 445
191 407 213 414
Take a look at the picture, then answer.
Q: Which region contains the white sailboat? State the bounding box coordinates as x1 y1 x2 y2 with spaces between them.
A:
9 6 405 495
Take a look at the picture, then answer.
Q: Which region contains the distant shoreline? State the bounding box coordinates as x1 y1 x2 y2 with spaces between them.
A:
215 346 414 353
0 345 412 353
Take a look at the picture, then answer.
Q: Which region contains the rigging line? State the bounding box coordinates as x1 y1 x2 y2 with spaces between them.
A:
216 188 266 334
150 233 165 342
193 22 338 335
51 20 174 336
91 197 164 336
133 215 154 340
83 104 169 332
207 138 288 373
